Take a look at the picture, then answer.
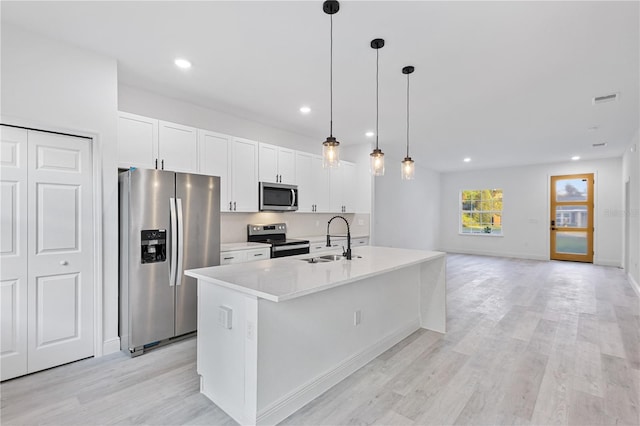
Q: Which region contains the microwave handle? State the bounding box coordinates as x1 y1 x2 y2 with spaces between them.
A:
291 188 296 208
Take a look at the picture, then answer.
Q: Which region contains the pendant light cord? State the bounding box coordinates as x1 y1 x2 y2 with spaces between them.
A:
330 14 333 138
406 72 410 158
375 48 379 150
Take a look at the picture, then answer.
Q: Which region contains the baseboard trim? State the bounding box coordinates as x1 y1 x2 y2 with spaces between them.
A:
440 248 548 262
594 259 622 267
102 337 121 356
256 319 420 426
628 272 640 299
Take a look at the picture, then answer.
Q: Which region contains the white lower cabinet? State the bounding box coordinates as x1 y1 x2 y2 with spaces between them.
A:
220 247 270 265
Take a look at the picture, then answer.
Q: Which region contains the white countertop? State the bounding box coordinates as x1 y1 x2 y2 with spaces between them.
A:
220 242 271 252
186 246 445 302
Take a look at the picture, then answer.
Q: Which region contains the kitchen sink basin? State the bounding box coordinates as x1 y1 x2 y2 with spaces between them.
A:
319 254 344 261
299 257 333 263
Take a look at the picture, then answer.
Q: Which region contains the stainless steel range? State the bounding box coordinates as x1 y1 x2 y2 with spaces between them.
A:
247 223 310 258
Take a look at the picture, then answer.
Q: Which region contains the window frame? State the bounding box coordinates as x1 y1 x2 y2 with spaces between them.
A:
459 188 504 237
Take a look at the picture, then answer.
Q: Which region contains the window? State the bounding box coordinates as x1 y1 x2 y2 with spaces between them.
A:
460 189 503 235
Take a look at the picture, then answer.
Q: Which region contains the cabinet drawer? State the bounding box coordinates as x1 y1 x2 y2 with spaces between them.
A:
220 250 247 265
245 248 270 260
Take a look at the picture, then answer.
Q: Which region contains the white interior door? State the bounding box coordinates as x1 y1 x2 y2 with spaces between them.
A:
0 126 29 380
27 130 94 373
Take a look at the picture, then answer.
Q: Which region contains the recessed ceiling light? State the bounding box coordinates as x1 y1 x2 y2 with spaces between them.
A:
463 157 471 162
571 156 580 161
299 106 311 114
174 58 192 69
365 131 375 137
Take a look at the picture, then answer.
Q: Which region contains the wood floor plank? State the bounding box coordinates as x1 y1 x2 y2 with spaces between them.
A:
2 254 637 426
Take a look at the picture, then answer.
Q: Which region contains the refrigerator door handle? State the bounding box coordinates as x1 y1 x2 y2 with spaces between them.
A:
176 198 185 286
169 197 178 287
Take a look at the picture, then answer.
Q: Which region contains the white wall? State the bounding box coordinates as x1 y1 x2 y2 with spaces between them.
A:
440 158 623 266
1 24 120 354
373 159 441 250
622 130 639 292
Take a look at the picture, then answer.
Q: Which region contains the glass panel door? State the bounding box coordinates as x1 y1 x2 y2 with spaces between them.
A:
550 174 594 262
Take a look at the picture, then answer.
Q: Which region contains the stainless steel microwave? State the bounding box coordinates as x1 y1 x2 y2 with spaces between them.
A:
259 182 298 211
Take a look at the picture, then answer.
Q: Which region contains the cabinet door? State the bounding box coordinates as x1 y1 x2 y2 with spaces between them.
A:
158 121 198 173
329 165 344 213
117 112 158 170
342 162 356 213
312 155 331 213
231 138 259 212
294 152 314 212
258 143 278 183
0 126 28 381
199 130 231 212
277 147 296 184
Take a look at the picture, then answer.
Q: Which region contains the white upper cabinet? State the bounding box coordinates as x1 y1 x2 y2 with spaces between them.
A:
158 121 198 173
259 143 295 184
295 152 330 213
117 112 197 173
117 112 158 170
198 130 231 211
230 137 259 212
329 161 356 213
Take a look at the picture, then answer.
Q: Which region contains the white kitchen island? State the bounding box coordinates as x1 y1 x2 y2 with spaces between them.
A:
185 246 446 425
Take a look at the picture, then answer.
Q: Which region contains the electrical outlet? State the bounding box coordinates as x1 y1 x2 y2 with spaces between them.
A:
315 220 320 227
246 321 255 340
357 219 364 226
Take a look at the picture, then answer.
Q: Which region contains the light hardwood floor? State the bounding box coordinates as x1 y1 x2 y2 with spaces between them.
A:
2 254 638 425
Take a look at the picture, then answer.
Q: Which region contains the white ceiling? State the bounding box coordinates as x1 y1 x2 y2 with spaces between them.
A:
2 1 639 172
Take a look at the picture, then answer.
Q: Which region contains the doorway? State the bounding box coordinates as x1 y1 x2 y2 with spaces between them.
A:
550 173 594 263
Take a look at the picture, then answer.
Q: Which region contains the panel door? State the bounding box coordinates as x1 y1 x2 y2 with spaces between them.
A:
277 147 296 185
27 131 94 373
550 174 594 263
258 143 278 184
159 121 198 173
117 112 158 170
198 130 231 212
294 152 314 212
312 155 330 213
175 173 220 336
0 126 28 380
230 138 258 212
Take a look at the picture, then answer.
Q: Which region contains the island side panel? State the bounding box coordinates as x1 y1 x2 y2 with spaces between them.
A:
419 254 447 333
255 265 422 423
197 280 258 425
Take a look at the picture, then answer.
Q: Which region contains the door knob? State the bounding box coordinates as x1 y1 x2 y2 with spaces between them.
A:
60 260 68 266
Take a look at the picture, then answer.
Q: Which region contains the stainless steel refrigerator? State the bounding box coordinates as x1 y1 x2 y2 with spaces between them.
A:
119 168 220 356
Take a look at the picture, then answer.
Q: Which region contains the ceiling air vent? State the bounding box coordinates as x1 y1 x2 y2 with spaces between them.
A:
592 142 608 148
592 92 619 105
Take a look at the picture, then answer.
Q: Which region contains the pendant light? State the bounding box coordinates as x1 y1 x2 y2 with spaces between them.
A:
369 38 385 176
322 0 340 168
401 66 416 180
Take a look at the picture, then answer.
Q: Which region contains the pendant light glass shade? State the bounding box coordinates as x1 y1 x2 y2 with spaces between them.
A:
322 1 340 168
323 136 340 168
369 38 385 176
401 157 415 180
401 65 416 180
370 148 385 176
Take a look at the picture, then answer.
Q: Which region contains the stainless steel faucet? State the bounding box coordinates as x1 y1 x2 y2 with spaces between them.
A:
326 215 352 260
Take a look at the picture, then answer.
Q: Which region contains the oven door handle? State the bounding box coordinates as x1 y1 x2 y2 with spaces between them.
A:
273 243 310 252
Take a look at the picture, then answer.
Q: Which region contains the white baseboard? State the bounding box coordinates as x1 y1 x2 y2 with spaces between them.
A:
440 248 548 262
102 337 121 356
256 319 420 426
594 258 622 267
628 272 640 298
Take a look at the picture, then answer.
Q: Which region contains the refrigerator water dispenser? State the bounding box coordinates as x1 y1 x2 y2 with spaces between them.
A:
140 229 166 263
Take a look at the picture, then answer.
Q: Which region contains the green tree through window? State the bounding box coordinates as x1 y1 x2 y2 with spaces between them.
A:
460 189 503 235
